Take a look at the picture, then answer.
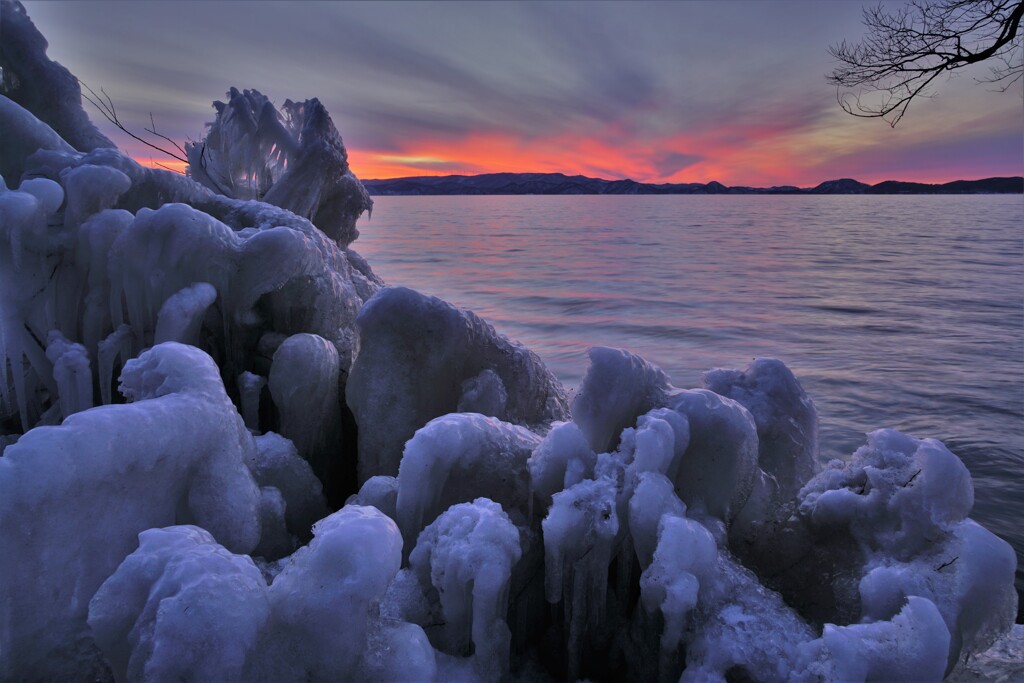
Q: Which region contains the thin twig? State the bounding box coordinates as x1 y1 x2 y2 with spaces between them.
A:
79 80 188 163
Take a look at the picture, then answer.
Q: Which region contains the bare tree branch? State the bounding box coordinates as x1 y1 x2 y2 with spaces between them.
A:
79 80 188 164
144 112 187 159
828 0 1023 126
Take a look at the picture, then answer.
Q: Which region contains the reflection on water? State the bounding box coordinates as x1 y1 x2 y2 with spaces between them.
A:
355 194 1024 615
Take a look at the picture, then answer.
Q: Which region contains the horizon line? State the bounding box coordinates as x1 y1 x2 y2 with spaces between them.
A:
358 170 1024 188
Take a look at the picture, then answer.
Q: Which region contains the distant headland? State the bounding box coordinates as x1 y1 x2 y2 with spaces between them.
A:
363 173 1023 196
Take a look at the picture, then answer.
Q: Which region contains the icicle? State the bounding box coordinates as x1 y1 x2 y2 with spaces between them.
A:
542 477 619 682
8 332 29 431
237 371 266 432
408 499 522 681
45 330 92 419
97 325 132 405
154 282 217 346
76 209 131 356
267 333 340 480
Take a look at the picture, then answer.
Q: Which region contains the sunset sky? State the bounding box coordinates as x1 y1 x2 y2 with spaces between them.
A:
26 1 1024 187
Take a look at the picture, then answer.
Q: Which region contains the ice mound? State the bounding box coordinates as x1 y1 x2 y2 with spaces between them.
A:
185 87 373 247
795 596 951 682
572 345 676 452
88 525 270 683
0 155 376 467
88 507 435 683
348 286 569 482
0 4 1018 680
796 430 1017 673
260 505 407 680
529 419 597 507
704 358 819 501
0 343 261 679
669 389 760 523
395 412 541 546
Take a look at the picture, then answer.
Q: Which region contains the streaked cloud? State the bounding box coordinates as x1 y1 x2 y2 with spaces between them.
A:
24 1 1023 186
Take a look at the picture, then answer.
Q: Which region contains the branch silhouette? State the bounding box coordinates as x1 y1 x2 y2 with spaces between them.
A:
828 0 1023 126
79 81 188 169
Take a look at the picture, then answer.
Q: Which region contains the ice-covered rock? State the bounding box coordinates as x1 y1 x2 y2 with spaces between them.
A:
457 367 509 419
858 519 1018 674
185 87 373 247
572 346 676 453
259 505 403 681
948 624 1024 683
0 165 376 442
704 357 818 501
349 475 399 521
800 429 974 557
63 163 132 230
395 412 541 546
793 429 1017 670
795 596 951 683
669 389 759 524
0 343 261 680
349 286 568 482
650 524 816 683
88 525 271 683
0 0 114 152
0 94 77 184
1 4 1019 679
357 619 438 683
409 498 522 681
0 8 378 443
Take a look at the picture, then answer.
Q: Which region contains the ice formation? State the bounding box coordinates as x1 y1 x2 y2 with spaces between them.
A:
394 412 541 546
0 343 261 678
185 87 373 248
408 499 522 680
88 525 271 683
348 286 569 483
0 3 1017 681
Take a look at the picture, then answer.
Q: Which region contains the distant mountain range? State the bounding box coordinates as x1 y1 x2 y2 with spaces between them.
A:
363 173 1023 196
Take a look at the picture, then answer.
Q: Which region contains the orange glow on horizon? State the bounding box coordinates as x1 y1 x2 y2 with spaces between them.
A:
135 157 189 175
128 120 1019 189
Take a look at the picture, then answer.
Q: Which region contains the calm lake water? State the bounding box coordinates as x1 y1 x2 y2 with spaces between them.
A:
354 194 1024 617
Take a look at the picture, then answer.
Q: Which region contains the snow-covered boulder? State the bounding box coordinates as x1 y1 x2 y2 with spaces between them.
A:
0 343 261 680
259 505 408 681
88 526 270 683
704 357 819 501
348 286 568 482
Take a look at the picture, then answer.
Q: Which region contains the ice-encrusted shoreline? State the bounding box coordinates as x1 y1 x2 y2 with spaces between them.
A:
0 1 1019 681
